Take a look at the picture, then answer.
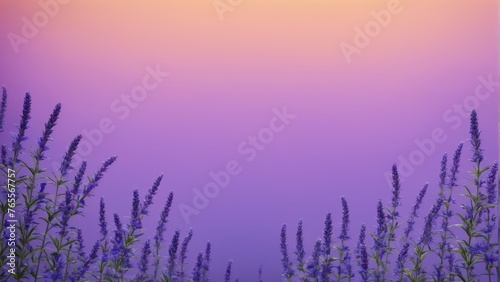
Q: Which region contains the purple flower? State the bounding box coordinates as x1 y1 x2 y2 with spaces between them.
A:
135 239 151 281
1 145 6 165
129 189 142 230
395 242 409 277
166 229 181 277
449 143 463 188
192 252 204 282
180 228 193 266
404 183 428 239
71 160 86 196
140 174 163 215
45 252 64 281
469 109 483 164
35 103 61 161
307 239 322 278
295 219 306 270
339 197 350 241
11 93 31 161
486 162 498 204
356 225 368 282
0 86 6 133
224 260 233 282
154 192 174 249
82 156 117 197
323 212 333 256
202 241 211 280
373 200 387 256
58 190 73 236
418 197 444 246
391 164 401 213
76 228 86 260
76 240 99 281
99 197 108 238
439 153 448 193
60 135 82 176
280 224 294 280
258 265 263 282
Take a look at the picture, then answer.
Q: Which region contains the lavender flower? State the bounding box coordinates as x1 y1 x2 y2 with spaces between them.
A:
192 252 204 282
130 189 142 230
438 153 448 194
486 162 498 204
395 242 409 277
356 225 368 282
179 228 193 279
469 109 483 164
307 239 322 278
166 229 181 278
59 135 82 176
45 252 64 281
35 103 61 161
202 241 211 280
1 145 6 165
258 265 263 282
82 156 117 197
99 197 108 238
280 224 294 280
76 240 99 281
391 164 401 214
339 197 350 241
374 200 387 255
404 183 428 240
0 86 6 133
71 160 87 196
58 190 73 236
323 212 334 254
76 228 86 260
418 197 444 246
295 219 306 271
135 239 151 281
449 143 463 188
224 260 232 282
140 174 163 215
11 93 31 162
152 192 174 278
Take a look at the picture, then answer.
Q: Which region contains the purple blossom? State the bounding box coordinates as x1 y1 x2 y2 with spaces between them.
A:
140 174 163 215
82 156 117 197
76 240 99 281
486 162 498 204
439 153 448 193
1 145 6 165
224 260 233 282
449 143 463 188
129 189 142 230
323 212 333 256
418 197 444 246
0 86 6 133
295 219 306 270
356 225 368 282
99 197 108 238
469 109 483 164
45 252 64 281
339 197 350 241
391 164 401 214
135 239 151 281
59 135 82 176
373 200 387 256
166 229 181 277
280 224 294 280
404 183 428 239
58 190 73 236
395 242 409 277
192 252 204 282
179 229 193 270
35 103 61 161
258 265 263 282
11 93 31 161
307 239 322 278
76 228 86 260
202 241 211 280
71 160 86 196
154 192 174 249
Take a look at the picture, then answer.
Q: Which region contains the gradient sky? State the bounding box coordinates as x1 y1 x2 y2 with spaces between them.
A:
0 0 498 280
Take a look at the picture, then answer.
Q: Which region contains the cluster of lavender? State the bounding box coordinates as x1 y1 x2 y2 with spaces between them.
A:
0 88 233 281
280 109 498 282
